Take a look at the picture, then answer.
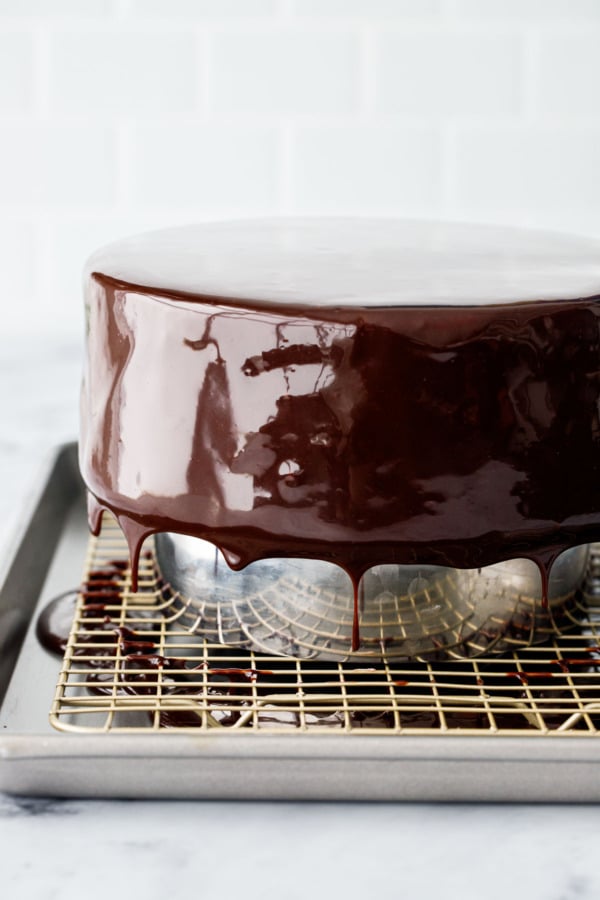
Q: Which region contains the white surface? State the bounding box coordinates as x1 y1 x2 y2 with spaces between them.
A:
0 337 81 561
4 1 600 335
375 30 522 116
130 125 280 209
293 127 442 213
1 795 600 900
455 126 600 216
0 124 117 206
50 29 198 114
2 335 600 897
211 28 360 114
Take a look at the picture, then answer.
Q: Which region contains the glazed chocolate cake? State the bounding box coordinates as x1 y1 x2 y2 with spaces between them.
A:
79 218 600 654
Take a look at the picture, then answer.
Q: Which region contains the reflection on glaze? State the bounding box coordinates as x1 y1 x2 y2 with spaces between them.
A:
80 220 600 648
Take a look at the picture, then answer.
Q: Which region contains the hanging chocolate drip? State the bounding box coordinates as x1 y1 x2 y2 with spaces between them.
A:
352 580 360 652
116 514 153 593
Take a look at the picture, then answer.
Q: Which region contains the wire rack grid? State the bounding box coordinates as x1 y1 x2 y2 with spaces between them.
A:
50 516 600 737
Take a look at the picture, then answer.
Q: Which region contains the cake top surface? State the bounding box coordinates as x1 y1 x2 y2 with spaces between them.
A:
87 218 600 308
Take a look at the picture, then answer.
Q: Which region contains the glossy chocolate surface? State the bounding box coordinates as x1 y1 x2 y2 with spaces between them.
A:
80 219 600 624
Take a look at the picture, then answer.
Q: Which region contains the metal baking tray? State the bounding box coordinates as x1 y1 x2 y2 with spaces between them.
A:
1 442 600 802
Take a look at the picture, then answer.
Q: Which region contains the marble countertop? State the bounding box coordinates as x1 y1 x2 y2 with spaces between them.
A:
1 337 600 900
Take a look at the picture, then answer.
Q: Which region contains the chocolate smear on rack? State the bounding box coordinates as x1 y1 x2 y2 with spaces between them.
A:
36 560 127 657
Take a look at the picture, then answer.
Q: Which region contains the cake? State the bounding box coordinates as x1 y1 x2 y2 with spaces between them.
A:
79 218 600 655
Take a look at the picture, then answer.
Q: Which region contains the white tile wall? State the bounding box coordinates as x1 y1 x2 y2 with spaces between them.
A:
129 123 281 210
0 125 117 206
129 0 280 16
452 0 600 19
49 29 200 115
537 33 600 116
210 28 360 114
1 0 600 336
375 30 523 116
291 124 442 213
0 222 37 306
0 0 113 15
0 32 33 111
293 0 442 16
454 126 600 231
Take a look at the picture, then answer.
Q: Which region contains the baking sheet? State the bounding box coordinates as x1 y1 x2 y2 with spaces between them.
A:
0 443 599 801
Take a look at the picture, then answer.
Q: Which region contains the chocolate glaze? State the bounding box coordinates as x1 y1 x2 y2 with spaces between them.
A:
35 591 79 656
80 220 600 649
506 671 555 685
36 561 127 658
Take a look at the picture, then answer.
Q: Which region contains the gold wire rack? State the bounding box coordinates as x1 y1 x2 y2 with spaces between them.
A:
50 516 600 736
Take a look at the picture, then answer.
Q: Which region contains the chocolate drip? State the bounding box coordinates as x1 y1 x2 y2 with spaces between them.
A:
87 491 104 536
116 514 152 593
87 495 153 593
506 671 555 685
352 580 360 652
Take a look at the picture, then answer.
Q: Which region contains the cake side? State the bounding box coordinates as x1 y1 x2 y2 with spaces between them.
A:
79 267 600 587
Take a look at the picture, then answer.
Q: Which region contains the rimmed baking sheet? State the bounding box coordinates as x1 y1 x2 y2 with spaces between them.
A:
1 443 599 801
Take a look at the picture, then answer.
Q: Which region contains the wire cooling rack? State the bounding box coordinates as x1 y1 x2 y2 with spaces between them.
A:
50 516 600 736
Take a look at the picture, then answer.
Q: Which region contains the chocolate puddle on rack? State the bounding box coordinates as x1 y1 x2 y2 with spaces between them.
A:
36 553 600 733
